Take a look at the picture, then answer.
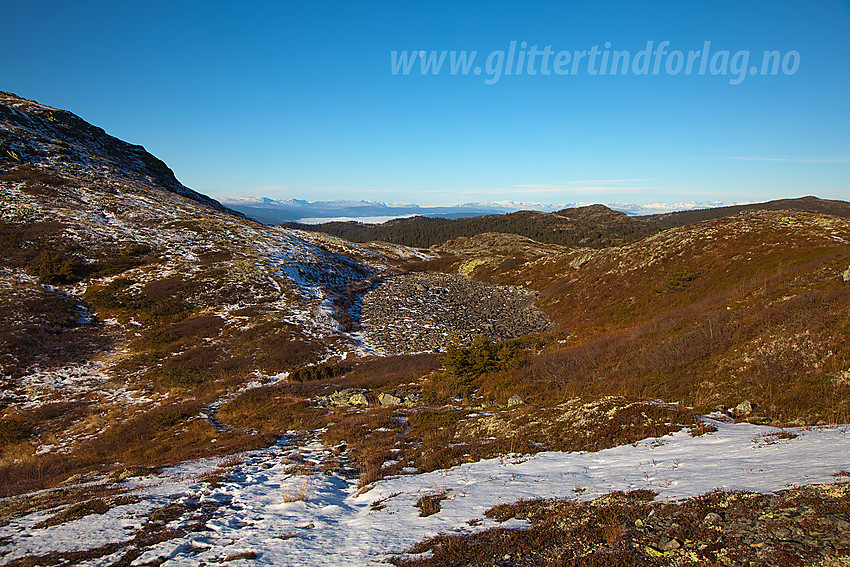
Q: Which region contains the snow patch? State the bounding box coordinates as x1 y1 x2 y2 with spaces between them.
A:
2 420 848 566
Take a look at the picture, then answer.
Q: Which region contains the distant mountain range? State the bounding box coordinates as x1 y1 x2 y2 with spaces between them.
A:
220 196 738 224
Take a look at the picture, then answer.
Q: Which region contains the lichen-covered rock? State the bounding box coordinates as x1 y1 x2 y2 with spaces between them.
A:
378 392 403 406
402 392 422 407
507 394 524 407
733 400 753 417
315 389 370 407
347 392 368 406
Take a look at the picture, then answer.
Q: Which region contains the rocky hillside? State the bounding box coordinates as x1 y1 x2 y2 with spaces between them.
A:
0 92 563 497
0 92 230 213
0 92 437 493
1 93 848 567
446 209 850 423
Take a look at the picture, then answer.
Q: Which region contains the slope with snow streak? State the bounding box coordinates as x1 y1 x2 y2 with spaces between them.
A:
1 419 848 566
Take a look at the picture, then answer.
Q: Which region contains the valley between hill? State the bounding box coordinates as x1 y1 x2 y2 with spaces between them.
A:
1 91 849 566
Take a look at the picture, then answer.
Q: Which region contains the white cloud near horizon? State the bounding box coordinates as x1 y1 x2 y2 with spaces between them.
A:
686 156 850 164
510 185 662 194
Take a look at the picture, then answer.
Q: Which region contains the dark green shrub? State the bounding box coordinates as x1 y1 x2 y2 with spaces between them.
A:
290 363 346 382
441 336 524 378
0 164 68 187
151 411 186 429
0 417 33 445
89 244 152 278
27 249 87 285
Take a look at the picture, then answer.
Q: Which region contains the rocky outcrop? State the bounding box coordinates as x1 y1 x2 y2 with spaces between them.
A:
507 394 524 407
315 389 421 408
314 389 370 407
733 400 753 417
377 391 421 407
378 392 403 406
359 272 550 354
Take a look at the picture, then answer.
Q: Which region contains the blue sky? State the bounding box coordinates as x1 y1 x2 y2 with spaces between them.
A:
3 0 849 207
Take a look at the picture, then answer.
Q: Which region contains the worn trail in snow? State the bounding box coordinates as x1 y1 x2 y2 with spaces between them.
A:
1 419 848 566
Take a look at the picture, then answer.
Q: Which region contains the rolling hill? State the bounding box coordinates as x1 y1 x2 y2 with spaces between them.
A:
640 195 850 229
2 92 849 566
285 196 850 251
284 204 659 248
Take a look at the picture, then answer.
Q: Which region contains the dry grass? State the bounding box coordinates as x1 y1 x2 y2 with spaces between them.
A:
79 411 274 469
371 492 401 511
322 407 401 487
281 477 313 503
317 395 705 488
392 484 850 566
0 454 84 499
416 490 449 517
217 455 243 468
452 211 850 425
224 551 259 561
34 496 138 529
688 420 717 437
0 403 274 498
601 515 626 545
217 388 325 435
335 354 441 389
0 483 128 528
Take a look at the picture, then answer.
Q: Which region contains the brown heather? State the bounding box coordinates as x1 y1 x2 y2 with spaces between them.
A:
2 107 849 539
391 484 850 567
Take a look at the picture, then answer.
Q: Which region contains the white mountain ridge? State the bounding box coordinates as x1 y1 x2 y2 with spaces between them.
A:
220 196 743 223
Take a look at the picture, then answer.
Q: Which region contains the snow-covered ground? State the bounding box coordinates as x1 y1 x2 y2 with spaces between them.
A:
1 418 848 566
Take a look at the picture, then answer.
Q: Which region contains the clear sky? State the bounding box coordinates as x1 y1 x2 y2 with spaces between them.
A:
2 0 849 207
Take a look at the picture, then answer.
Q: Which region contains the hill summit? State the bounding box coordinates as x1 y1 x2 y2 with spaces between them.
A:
0 91 231 213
